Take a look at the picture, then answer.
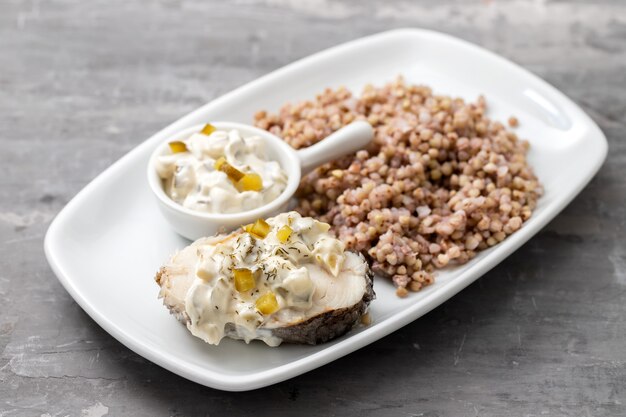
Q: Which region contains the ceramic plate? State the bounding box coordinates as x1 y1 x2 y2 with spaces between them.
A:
44 29 607 391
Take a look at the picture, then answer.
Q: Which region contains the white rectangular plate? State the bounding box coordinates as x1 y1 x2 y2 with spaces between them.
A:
44 29 607 391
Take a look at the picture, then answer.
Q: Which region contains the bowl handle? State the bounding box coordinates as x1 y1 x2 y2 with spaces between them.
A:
296 121 374 175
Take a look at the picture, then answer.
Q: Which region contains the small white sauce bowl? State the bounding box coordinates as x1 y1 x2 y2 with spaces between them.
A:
147 121 373 240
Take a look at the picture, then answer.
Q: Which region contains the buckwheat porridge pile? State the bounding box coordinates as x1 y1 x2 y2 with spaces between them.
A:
254 76 542 297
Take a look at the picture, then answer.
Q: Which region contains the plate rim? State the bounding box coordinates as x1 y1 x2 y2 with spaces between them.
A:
44 27 608 391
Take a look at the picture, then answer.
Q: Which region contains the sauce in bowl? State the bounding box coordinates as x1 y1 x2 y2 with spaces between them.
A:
155 125 288 214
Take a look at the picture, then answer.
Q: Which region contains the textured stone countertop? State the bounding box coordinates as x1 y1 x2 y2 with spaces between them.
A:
1 1 625 416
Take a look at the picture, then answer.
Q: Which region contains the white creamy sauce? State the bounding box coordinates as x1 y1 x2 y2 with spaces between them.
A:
184 212 349 346
155 128 287 214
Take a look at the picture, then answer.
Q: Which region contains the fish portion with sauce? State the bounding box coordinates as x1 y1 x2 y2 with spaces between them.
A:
155 212 375 346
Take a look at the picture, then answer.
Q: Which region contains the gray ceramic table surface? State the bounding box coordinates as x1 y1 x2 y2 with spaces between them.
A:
1 1 625 416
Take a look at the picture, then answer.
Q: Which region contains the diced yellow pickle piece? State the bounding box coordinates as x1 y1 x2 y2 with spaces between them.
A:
242 223 254 233
220 162 245 182
327 254 338 273
168 141 188 153
200 123 216 136
233 268 255 292
236 173 263 192
214 157 245 182
214 157 260 191
256 292 279 315
214 156 226 171
249 218 270 239
276 225 292 243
